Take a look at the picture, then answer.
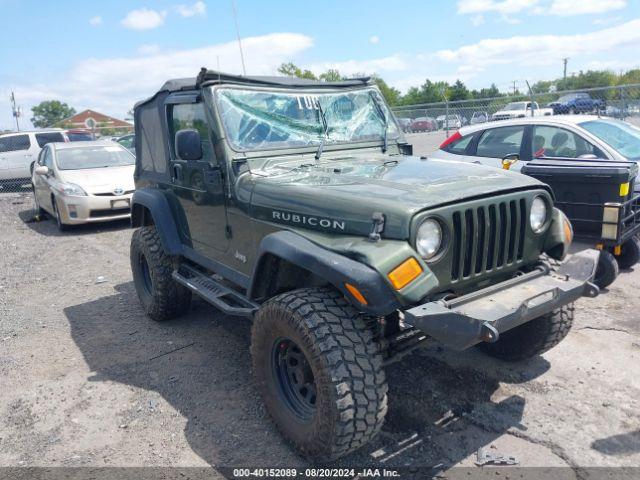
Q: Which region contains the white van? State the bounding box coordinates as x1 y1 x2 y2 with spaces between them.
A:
0 129 67 184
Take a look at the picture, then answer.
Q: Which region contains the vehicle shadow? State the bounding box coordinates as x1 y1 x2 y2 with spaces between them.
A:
591 430 640 456
64 282 549 469
17 208 130 237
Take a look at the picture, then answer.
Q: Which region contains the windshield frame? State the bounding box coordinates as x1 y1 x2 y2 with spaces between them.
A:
208 84 402 155
54 145 135 171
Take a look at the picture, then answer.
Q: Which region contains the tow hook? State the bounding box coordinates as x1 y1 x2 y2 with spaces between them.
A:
481 322 499 343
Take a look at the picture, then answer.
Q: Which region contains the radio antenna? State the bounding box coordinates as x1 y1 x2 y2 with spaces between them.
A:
231 0 247 75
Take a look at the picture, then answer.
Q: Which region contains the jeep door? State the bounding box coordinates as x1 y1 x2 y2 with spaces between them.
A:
166 97 229 256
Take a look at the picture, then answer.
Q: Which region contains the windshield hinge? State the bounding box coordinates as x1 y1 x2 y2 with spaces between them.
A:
368 212 385 242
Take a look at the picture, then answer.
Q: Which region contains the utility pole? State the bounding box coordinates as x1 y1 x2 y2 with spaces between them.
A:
10 91 20 131
512 80 517 95
563 58 569 83
231 0 247 76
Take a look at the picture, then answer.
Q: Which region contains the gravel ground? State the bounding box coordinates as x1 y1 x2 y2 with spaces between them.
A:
1 190 639 476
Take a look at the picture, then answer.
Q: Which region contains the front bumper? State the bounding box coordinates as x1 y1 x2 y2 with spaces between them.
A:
403 249 600 351
58 193 132 224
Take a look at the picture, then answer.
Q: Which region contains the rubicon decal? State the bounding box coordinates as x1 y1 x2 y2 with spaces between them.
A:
272 210 346 231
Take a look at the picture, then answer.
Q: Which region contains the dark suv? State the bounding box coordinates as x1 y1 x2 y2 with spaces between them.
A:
129 69 599 460
547 92 604 115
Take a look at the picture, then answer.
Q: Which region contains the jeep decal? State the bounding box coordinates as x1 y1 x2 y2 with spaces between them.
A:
272 210 346 231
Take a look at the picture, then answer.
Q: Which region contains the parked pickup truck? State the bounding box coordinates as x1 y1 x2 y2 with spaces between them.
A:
492 101 553 121
547 92 604 115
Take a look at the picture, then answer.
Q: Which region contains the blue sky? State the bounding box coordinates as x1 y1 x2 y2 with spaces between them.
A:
1 0 640 130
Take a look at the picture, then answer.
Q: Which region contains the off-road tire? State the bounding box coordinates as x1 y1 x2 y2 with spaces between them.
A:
594 250 619 289
251 287 388 461
478 304 574 361
130 226 191 321
613 236 640 270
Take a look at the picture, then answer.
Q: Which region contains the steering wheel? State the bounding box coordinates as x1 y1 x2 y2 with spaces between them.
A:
238 117 273 146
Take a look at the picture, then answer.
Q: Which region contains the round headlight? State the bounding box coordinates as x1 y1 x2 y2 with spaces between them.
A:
416 218 443 260
530 196 547 233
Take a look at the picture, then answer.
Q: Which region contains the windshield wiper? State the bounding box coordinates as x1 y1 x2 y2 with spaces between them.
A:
370 93 388 153
315 101 329 161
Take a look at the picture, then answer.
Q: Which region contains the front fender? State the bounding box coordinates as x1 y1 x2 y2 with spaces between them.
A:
249 231 401 315
543 207 573 260
131 188 185 255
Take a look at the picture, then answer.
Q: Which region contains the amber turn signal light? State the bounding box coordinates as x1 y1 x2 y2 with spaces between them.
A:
388 257 423 290
344 283 368 305
563 218 573 244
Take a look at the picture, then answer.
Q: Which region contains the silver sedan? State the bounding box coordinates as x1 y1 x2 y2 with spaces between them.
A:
431 115 640 176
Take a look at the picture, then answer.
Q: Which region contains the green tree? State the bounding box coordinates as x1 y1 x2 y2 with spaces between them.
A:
277 62 317 80
448 79 470 101
318 69 343 82
31 100 76 128
371 75 401 106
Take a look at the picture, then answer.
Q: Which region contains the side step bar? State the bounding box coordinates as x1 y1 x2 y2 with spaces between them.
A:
172 264 258 318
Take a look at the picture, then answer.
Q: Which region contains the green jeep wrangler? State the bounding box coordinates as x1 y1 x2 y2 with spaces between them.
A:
129 69 599 460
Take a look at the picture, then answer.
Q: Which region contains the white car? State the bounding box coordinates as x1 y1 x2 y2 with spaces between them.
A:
436 114 462 130
0 129 66 185
431 115 640 187
31 141 135 230
491 101 553 121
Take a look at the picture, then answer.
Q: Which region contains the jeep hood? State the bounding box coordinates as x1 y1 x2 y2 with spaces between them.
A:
249 155 546 239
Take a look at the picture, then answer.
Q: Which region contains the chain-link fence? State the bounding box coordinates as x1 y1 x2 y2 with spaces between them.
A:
3 83 640 196
392 83 640 156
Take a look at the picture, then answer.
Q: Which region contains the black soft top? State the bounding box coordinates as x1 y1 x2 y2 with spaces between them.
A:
158 68 371 94
133 68 371 182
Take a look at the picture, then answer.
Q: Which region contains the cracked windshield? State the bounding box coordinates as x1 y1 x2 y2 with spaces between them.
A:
215 87 399 152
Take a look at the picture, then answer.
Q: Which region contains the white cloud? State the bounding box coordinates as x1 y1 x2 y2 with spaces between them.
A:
121 8 167 30
1 33 313 129
369 35 380 45
176 1 207 18
89 16 102 26
546 0 626 16
585 59 638 71
470 14 485 25
459 0 627 18
457 0 539 15
307 55 407 77
435 19 640 76
593 15 624 25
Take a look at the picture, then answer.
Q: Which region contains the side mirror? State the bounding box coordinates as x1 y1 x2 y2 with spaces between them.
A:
34 165 50 176
501 153 519 170
175 129 202 161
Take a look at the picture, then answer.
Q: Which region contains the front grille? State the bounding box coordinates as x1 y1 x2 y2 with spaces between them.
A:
451 198 527 281
89 207 130 218
492 114 512 121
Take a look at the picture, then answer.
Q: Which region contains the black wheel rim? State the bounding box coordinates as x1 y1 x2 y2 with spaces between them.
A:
271 337 317 422
139 253 153 295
